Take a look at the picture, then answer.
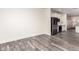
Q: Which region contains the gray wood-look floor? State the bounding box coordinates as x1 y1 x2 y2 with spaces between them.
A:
0 29 79 51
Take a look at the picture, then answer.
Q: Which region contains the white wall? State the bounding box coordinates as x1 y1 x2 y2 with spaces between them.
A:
43 9 51 35
67 16 73 29
51 11 67 31
0 8 50 44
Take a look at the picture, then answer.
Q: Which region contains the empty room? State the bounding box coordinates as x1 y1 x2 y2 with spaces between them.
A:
0 8 79 51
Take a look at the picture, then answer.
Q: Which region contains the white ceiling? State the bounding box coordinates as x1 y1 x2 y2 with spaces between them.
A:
51 8 79 16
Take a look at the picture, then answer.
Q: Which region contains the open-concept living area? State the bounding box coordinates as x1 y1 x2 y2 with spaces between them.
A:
0 8 79 51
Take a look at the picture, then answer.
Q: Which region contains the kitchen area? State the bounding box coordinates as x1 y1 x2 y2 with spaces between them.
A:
51 9 67 35
71 17 79 33
51 8 79 35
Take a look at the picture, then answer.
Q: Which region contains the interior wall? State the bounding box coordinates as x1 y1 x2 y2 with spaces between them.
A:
43 9 51 35
0 8 50 44
51 11 67 31
67 16 73 29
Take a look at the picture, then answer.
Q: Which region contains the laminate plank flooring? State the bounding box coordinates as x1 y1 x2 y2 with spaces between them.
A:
0 34 63 51
0 29 79 51
54 30 79 47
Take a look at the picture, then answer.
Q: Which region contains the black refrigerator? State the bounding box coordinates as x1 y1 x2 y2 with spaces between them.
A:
51 17 60 35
